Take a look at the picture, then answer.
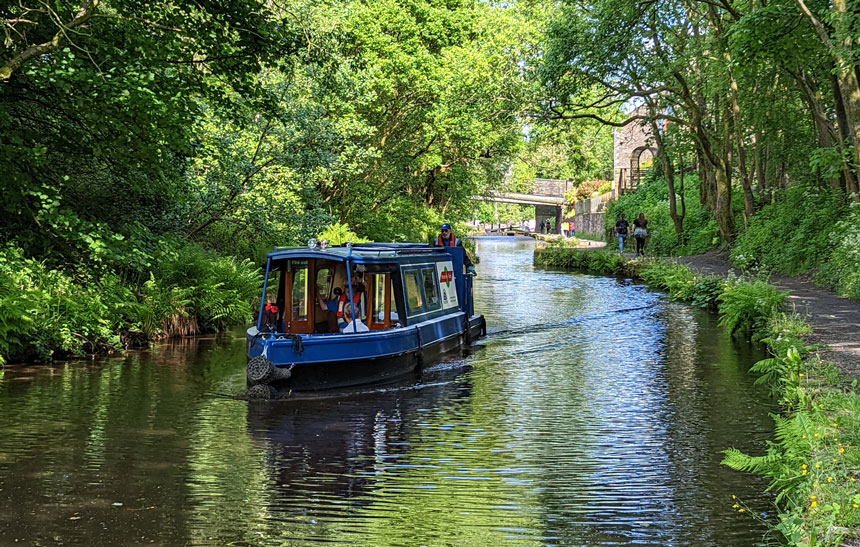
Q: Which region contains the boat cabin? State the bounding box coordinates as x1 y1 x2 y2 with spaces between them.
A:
255 243 472 335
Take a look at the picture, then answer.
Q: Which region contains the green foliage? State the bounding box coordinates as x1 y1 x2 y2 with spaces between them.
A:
639 261 698 298
717 278 787 336
534 248 628 275
731 186 845 275
148 245 262 335
816 203 860 300
0 242 261 362
0 246 127 362
318 222 371 247
724 311 860 547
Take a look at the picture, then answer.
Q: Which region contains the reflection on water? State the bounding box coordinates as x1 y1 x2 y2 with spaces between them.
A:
0 237 774 545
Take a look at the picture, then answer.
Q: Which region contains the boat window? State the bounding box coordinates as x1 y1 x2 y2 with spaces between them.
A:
258 269 283 330
420 267 440 310
403 270 423 313
316 267 334 299
373 273 386 322
292 263 308 321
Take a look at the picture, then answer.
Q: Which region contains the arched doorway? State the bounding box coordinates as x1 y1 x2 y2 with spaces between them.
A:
628 146 657 191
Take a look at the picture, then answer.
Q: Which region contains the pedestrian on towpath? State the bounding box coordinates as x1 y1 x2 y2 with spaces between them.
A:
615 214 629 253
633 212 648 256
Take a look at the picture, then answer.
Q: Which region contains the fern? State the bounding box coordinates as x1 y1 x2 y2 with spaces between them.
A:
718 279 788 336
722 447 782 475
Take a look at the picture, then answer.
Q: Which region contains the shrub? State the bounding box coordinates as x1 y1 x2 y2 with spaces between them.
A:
0 246 127 362
815 203 860 299
718 278 788 336
145 244 262 336
639 261 698 299
730 185 844 275
587 250 627 274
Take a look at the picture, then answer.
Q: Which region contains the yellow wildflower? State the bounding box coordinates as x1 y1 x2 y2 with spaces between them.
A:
812 501 818 508
815 463 821 468
839 448 845 454
814 433 819 438
828 477 834 483
802 464 808 469
738 509 745 513
732 504 740 509
803 470 808 476
810 495 817 500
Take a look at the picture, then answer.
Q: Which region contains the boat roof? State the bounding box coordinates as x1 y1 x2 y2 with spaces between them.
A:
266 243 453 264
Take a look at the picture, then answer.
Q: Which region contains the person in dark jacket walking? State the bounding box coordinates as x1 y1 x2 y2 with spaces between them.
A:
615 214 630 253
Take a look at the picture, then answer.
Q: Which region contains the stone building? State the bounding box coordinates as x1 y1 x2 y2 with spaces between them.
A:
613 105 657 198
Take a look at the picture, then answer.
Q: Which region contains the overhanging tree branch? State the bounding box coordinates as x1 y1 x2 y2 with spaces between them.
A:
1 0 98 81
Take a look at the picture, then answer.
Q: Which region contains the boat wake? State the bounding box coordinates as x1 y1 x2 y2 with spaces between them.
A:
484 304 658 339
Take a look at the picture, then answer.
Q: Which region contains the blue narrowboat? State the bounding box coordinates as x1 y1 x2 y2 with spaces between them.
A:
245 242 485 397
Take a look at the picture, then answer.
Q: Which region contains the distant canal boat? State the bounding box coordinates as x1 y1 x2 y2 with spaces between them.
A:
245 242 486 397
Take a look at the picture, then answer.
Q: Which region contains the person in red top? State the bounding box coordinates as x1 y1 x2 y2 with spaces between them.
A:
435 223 475 274
336 275 366 329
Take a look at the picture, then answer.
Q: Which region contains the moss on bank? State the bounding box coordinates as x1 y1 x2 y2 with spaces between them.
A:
535 246 860 546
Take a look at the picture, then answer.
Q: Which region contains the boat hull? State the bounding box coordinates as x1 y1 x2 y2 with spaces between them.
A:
247 313 486 393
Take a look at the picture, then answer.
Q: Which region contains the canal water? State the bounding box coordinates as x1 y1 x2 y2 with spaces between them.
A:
0 237 775 545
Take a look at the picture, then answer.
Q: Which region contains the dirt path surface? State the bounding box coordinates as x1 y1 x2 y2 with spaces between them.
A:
671 250 860 381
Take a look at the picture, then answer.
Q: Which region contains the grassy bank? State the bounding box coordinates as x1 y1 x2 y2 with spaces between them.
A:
535 246 860 546
0 243 261 365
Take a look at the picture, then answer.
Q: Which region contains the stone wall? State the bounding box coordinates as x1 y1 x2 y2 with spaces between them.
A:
573 192 611 216
574 213 605 237
572 193 610 237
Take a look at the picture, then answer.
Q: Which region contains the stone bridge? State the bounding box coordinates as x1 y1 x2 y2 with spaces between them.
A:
473 178 571 234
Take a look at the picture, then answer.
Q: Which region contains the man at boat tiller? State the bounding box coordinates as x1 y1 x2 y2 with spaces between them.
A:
435 223 477 276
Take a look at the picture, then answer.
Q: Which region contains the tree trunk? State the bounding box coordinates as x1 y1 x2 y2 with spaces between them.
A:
754 134 767 205
832 74 860 194
649 118 684 238
791 68 843 189
698 149 716 213
713 156 736 242
727 64 755 222
796 0 860 198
